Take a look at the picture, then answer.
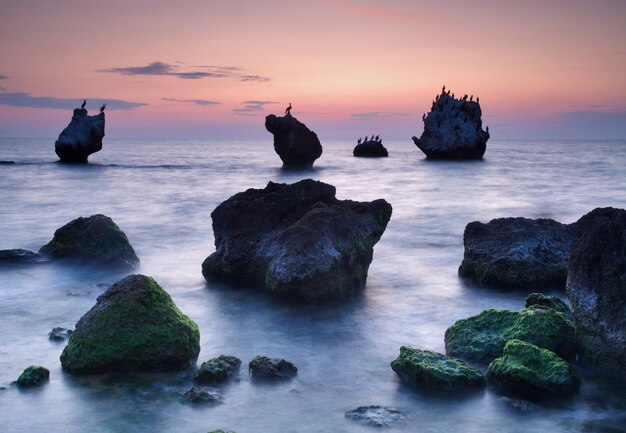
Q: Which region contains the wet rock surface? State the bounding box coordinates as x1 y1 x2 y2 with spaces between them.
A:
248 356 297 380
345 406 407 427
0 249 45 265
195 355 241 384
16 365 49 387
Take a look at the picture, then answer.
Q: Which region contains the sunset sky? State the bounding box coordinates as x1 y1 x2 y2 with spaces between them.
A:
0 0 624 139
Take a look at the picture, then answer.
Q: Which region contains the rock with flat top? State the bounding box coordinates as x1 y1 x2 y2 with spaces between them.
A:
55 107 105 163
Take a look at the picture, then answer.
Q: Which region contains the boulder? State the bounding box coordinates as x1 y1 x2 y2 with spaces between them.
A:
248 356 297 380
412 89 489 159
179 386 221 404
345 406 407 427
39 214 139 270
265 112 322 166
16 365 49 387
444 305 576 364
353 139 388 157
487 339 579 398
48 327 73 342
195 355 241 383
202 179 392 302
60 274 200 374
524 293 573 322
0 249 45 265
390 346 485 393
566 207 626 380
55 107 105 163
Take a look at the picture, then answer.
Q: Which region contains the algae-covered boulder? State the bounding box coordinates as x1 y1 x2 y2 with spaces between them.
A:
60 274 200 374
195 355 241 383
248 356 297 380
390 346 485 393
16 365 49 387
444 305 576 364
487 339 579 398
39 214 139 270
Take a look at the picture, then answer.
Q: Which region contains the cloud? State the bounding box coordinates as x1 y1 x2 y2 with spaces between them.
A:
232 100 279 116
161 97 221 106
351 111 410 119
319 0 417 21
0 92 147 110
0 75 8 80
100 61 271 82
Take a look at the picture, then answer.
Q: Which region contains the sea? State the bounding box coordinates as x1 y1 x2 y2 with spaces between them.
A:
0 137 625 433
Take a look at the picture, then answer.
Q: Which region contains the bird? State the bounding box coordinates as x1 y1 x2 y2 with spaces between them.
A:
470 95 473 102
442 85 446 92
422 113 426 120
285 103 292 115
486 126 490 133
100 103 106 112
476 97 480 104
463 94 468 101
81 99 86 109
358 138 362 144
375 135 380 141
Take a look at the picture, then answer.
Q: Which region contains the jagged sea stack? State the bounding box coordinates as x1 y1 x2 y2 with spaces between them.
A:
55 106 105 163
412 90 489 159
265 112 322 167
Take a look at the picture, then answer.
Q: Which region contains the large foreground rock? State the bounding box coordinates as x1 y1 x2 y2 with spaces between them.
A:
39 214 139 270
353 139 388 157
60 274 200 373
265 112 322 166
202 179 392 302
55 107 105 163
566 207 626 380
412 89 489 159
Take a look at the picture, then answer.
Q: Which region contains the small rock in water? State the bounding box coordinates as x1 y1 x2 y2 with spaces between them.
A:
16 365 49 387
0 249 46 265
499 396 539 412
265 111 322 167
54 106 105 163
195 355 241 383
345 406 407 427
248 356 297 380
179 386 221 404
49 327 73 341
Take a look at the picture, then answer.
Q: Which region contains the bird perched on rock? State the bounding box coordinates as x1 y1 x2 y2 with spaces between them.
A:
285 103 292 115
422 113 426 120
357 138 362 144
100 103 106 112
476 97 480 104
442 85 446 92
375 135 379 141
81 99 86 109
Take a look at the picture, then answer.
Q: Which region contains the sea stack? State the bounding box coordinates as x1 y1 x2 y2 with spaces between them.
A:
353 137 388 157
55 104 105 163
412 89 489 159
265 111 322 167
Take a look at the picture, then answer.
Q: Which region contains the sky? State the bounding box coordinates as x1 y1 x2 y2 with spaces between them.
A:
0 0 625 139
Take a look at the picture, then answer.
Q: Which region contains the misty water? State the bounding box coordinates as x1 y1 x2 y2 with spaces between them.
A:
1 138 625 433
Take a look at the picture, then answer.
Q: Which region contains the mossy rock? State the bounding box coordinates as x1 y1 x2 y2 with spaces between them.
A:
487 339 579 398
179 386 221 404
195 355 241 383
60 274 200 374
390 346 485 393
444 305 576 364
248 356 297 380
524 293 573 322
17 365 49 387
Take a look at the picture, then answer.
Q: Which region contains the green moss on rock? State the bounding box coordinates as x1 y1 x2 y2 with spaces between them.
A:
195 355 241 383
60 274 200 374
390 346 485 393
17 365 49 387
487 339 579 398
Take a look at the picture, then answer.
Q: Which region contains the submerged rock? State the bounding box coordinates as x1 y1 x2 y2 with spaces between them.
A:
16 365 49 387
487 339 579 398
265 112 322 166
179 386 221 404
353 138 388 157
195 355 241 383
566 207 626 380
202 179 392 302
0 249 45 265
412 89 489 159
48 327 73 342
391 346 485 393
444 305 576 364
345 406 407 427
248 356 297 380
60 274 200 374
55 106 105 163
39 214 139 270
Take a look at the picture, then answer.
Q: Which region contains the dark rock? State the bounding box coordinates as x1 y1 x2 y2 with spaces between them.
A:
195 355 241 383
48 327 73 341
202 179 392 302
525 293 573 322
353 139 388 157
39 214 139 270
60 274 200 374
17 365 49 387
248 356 297 380
0 249 46 265
444 305 576 364
391 346 485 393
412 90 489 159
566 207 626 380
179 386 221 404
0 160 15 164
487 339 579 398
345 406 407 427
55 107 105 163
265 112 322 166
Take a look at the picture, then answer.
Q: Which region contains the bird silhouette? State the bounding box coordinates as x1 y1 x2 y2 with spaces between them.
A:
477 97 480 104
375 135 379 141
285 103 292 115
81 99 86 109
100 103 106 112
358 138 362 144
470 95 473 102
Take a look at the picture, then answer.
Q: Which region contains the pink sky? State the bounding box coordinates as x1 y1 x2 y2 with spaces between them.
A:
0 0 624 139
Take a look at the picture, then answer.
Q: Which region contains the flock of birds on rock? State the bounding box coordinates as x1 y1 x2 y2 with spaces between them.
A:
80 99 106 113
420 85 489 133
357 135 381 144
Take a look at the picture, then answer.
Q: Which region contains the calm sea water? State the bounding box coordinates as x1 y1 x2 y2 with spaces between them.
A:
0 138 625 433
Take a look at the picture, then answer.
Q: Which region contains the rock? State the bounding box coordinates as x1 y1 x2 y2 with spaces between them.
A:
525 293 573 322
195 355 241 383
39 214 139 270
265 112 322 166
412 89 489 159
55 107 105 163
0 249 45 265
353 139 388 157
345 406 407 427
487 339 579 398
207 431 236 433
444 305 576 364
566 207 626 380
202 179 392 302
390 346 485 393
60 274 200 374
16 365 49 387
179 386 221 404
48 327 73 341
248 356 297 380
